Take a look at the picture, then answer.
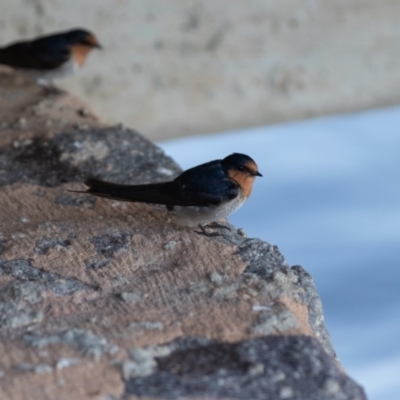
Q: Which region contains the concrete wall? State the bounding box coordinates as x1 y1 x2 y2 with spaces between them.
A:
1 0 400 140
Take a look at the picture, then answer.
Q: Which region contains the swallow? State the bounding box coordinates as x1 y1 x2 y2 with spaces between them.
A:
0 28 101 85
76 153 262 227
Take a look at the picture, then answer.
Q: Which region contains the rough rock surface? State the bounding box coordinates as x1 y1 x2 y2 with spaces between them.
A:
0 86 366 399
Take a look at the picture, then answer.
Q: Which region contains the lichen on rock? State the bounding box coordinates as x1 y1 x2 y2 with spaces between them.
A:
0 79 366 399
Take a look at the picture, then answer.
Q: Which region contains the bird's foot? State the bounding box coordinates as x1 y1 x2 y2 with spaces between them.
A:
194 222 231 237
40 83 66 96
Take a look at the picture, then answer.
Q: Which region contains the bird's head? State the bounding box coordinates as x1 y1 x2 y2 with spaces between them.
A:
66 29 101 66
222 153 262 197
65 29 102 49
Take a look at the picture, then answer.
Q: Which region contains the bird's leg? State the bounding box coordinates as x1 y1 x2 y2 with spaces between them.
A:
194 222 231 237
43 85 65 96
38 79 65 95
195 224 221 237
207 221 231 231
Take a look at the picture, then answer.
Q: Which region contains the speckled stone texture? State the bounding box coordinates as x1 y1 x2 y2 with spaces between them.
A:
0 89 366 400
124 336 365 400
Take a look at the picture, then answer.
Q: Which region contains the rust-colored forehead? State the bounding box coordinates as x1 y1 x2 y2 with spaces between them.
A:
244 160 258 172
85 33 100 47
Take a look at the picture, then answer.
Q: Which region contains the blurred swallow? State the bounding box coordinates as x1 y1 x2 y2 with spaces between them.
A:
0 28 101 84
76 153 262 227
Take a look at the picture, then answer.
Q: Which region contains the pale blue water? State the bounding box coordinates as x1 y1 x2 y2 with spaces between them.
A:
158 106 400 400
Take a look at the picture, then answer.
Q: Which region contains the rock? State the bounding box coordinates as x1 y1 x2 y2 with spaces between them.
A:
124 336 366 400
0 87 366 399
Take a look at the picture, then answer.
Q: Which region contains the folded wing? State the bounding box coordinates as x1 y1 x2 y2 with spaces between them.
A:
0 37 70 70
84 174 239 208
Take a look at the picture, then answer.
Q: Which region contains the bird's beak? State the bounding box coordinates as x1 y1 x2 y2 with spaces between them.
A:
94 43 102 49
255 171 263 177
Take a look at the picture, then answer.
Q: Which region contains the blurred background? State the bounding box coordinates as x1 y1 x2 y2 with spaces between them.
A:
1 1 399 399
1 0 400 140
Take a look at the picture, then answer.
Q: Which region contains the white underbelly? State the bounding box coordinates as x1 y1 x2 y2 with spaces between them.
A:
172 194 246 227
16 59 79 83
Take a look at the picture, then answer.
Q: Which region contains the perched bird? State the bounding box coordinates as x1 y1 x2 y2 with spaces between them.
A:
0 28 101 85
78 153 262 227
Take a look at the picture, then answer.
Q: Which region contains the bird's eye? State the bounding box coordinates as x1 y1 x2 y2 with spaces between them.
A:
238 165 244 171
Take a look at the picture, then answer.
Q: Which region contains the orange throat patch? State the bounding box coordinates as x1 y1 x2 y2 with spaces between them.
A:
70 45 93 66
228 170 255 199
